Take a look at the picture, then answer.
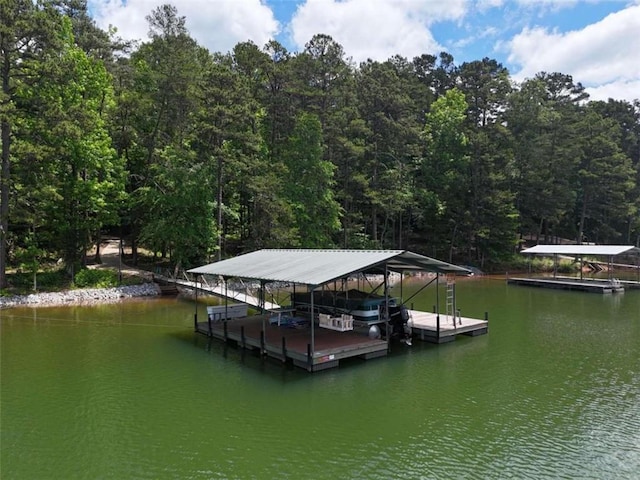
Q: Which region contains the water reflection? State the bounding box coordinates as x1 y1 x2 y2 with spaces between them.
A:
2 284 639 478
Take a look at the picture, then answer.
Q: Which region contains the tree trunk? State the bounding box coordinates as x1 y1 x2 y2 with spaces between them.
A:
577 191 588 245
132 234 138 266
371 206 378 246
449 223 458 263
0 117 9 289
0 50 11 289
94 231 102 264
217 155 223 261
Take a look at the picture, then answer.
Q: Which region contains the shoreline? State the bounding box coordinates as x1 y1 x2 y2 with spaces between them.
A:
0 283 160 309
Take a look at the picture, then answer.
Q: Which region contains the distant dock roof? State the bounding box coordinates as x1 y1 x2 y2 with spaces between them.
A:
188 249 470 286
521 245 640 256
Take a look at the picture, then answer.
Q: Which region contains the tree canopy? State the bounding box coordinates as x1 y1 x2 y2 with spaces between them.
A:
1 1 639 287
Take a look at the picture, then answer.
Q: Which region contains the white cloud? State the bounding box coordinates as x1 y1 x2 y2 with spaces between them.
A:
506 4 640 101
289 0 468 64
586 80 640 102
514 0 578 9
89 0 279 53
476 0 504 11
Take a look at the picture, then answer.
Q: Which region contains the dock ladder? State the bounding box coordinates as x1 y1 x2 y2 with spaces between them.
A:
445 274 460 327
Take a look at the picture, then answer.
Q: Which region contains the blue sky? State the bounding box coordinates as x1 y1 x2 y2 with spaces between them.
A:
89 0 640 102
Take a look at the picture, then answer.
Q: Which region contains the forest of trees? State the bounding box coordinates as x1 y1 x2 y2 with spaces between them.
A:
1 1 639 288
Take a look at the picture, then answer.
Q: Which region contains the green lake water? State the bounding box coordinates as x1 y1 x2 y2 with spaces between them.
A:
2 278 639 479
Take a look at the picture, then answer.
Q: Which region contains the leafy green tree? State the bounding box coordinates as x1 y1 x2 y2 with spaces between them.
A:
261 40 296 160
193 54 265 258
420 88 470 260
575 106 636 243
122 4 208 263
135 146 214 269
0 0 66 287
508 73 587 244
282 112 341 247
241 110 297 250
355 59 420 248
589 99 640 244
23 19 125 276
289 35 362 244
458 58 518 264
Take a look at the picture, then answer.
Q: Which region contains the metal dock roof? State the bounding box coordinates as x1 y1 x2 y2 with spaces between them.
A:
520 245 640 256
188 249 470 286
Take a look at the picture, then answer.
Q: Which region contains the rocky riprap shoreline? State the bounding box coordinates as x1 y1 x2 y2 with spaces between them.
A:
0 283 160 309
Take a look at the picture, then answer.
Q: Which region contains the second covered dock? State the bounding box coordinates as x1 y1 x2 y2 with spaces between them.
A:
511 244 640 294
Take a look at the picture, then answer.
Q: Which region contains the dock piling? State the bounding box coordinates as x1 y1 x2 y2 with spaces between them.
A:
281 337 287 362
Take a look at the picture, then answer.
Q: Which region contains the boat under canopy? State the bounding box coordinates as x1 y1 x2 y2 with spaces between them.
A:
292 289 397 323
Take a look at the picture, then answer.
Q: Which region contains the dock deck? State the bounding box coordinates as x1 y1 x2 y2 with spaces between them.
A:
408 310 489 343
507 276 625 293
196 314 389 372
196 308 489 370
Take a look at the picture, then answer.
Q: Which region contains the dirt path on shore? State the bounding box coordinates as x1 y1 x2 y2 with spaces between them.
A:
90 238 154 281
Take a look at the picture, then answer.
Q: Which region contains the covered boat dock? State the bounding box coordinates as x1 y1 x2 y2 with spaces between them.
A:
509 245 640 293
188 249 488 372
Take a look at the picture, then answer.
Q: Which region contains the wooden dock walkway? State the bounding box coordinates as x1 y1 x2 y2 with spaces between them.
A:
154 274 280 310
507 277 625 293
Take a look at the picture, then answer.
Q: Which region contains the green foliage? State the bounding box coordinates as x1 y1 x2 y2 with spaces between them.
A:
135 146 216 268
282 112 341 247
1 269 68 295
2 3 639 283
73 268 119 288
12 15 126 275
492 255 579 274
419 88 470 256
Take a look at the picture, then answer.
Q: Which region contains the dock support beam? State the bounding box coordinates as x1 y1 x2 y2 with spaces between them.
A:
281 337 287 362
436 273 440 342
260 330 265 355
193 275 199 332
385 263 391 353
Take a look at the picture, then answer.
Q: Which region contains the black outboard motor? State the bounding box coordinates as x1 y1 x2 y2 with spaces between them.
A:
388 304 412 345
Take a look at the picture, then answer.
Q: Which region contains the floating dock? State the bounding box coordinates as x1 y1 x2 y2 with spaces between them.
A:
507 277 625 293
195 314 388 372
408 310 489 343
195 308 489 371
514 244 640 294
188 249 490 373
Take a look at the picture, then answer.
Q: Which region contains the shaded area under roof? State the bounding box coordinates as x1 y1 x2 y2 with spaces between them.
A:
188 249 470 286
520 245 640 256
